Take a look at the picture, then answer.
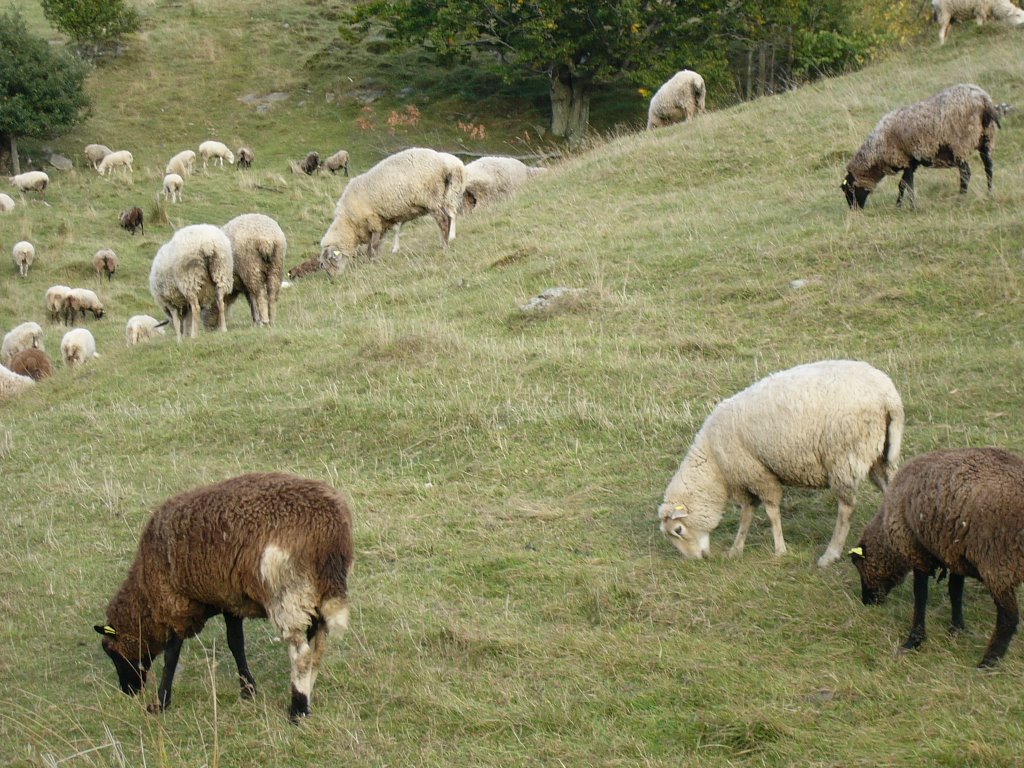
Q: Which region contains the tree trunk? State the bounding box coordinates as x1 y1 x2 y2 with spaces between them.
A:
8 134 20 175
549 65 591 144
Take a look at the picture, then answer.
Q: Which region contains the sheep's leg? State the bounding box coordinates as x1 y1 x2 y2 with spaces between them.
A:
899 569 930 653
169 308 183 342
390 224 402 255
215 292 227 332
187 300 200 338
762 500 787 556
896 163 917 207
152 631 185 713
224 613 257 699
981 137 994 193
286 622 320 722
818 498 856 568
948 573 966 634
267 281 279 326
957 159 971 194
979 587 1019 667
728 502 756 558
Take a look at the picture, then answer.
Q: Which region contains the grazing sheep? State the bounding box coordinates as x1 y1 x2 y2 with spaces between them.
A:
93 249 118 281
94 472 354 721
9 170 49 199
933 0 1024 43
84 143 113 170
9 348 54 380
323 149 349 176
97 150 134 176
658 359 904 567
162 173 184 203
119 206 144 236
647 69 707 129
286 256 322 281
0 192 16 212
45 286 72 323
61 328 97 367
1 322 45 366
149 224 234 340
0 364 34 399
319 147 465 276
198 140 235 169
299 151 321 175
237 146 254 169
61 288 105 325
165 150 196 178
850 447 1024 667
211 213 287 326
125 315 169 347
843 83 1001 209
12 241 34 278
461 156 547 212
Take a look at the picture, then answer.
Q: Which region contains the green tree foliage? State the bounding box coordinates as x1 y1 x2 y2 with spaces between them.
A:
40 0 139 60
0 9 90 173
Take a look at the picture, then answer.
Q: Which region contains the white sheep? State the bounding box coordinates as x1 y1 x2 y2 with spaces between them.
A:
12 241 35 278
97 150 134 176
323 149 350 176
166 150 196 178
44 286 72 323
61 328 98 368
0 192 15 213
215 213 287 326
658 359 904 567
647 69 707 130
1 322 45 367
125 315 168 346
461 156 548 212
933 0 1024 43
319 147 465 275
61 288 105 325
149 224 234 341
9 170 49 199
84 144 113 170
198 141 235 169
162 173 184 203
0 364 35 400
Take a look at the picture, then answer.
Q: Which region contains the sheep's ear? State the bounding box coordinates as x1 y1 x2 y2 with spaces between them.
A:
848 546 864 560
670 504 688 520
94 624 117 636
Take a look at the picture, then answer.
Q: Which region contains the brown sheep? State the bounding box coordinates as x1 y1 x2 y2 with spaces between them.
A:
9 348 54 380
119 206 144 236
851 447 1024 667
237 146 255 169
300 151 321 175
94 472 354 722
93 249 118 281
286 255 322 281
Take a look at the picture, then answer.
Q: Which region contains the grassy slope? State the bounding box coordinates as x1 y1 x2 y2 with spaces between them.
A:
3 1 1024 765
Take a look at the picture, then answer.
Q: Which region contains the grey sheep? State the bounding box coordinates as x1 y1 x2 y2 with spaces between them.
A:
843 83 1001 208
84 144 112 170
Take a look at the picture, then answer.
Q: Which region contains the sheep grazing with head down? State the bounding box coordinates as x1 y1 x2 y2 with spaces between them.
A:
323 149 349 176
205 213 286 327
9 348 54 380
286 256 322 281
932 0 1024 43
659 359 904 567
166 150 196 178
9 170 49 199
299 151 321 175
125 315 168 347
45 286 71 323
84 144 112 170
12 241 34 277
119 206 144 236
61 328 98 368
843 84 1001 209
199 140 235 169
850 447 1024 667
461 156 547 213
0 364 34 400
1 322 45 367
93 249 118 281
647 69 707 129
162 173 183 203
61 288 105 325
97 150 134 176
319 147 465 275
94 472 354 722
237 146 254 169
0 192 15 212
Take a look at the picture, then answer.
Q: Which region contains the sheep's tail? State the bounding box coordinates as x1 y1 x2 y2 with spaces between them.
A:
870 400 905 491
155 319 170 328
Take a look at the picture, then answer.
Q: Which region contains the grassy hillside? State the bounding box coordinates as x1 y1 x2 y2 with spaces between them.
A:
3 1 1024 765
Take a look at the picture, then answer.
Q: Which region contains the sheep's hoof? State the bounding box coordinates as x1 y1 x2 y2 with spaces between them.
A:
240 682 257 700
948 622 966 636
727 546 743 559
816 552 838 568
146 702 165 715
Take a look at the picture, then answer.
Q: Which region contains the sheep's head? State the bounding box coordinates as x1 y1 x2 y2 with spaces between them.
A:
658 502 710 559
841 173 870 209
94 624 152 696
319 246 347 277
849 513 909 605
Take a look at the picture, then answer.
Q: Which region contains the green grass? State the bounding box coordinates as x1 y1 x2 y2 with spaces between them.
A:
3 2 1024 765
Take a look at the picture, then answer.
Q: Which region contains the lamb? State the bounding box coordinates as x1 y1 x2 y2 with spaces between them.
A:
461 156 547 212
236 146 254 169
9 170 49 199
213 213 287 326
45 286 72 323
932 0 1024 43
119 206 144 236
0 364 34 400
84 143 112 170
299 151 321 175
125 315 169 346
0 192 16 212
843 83 1001 209
149 223 234 340
319 147 465 276
165 150 196 178
850 447 1024 667
286 255 322 281
93 249 118 281
1 322 45 367
162 173 184 203
61 288 105 325
97 150 134 176
198 140 235 169
93 472 354 721
9 348 54 380
323 149 349 176
12 241 35 278
658 359 904 567
61 328 97 367
647 69 707 130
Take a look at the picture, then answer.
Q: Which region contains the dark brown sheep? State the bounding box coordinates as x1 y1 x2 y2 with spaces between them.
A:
850 447 1024 667
9 348 54 380
237 146 254 169
300 151 321 175
286 255 322 281
119 206 144 236
95 472 354 721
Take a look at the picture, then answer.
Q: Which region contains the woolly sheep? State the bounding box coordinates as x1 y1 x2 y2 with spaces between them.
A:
45 286 71 323
97 150 134 176
299 151 321 175
165 150 196 178
647 69 707 130
149 223 234 340
933 0 1024 43
162 173 184 203
61 327 97 367
319 147 465 276
1 322 45 366
0 364 34 400
10 348 54 380
658 359 904 567
0 192 15 212
84 143 112 170
237 146 254 169
198 140 235 169
119 206 144 236
61 288 105 325
843 83 1001 209
212 213 286 326
12 241 34 278
850 447 1024 667
94 472 354 721
323 149 349 176
125 314 169 346
461 156 547 212
9 171 49 199
93 249 118 281
286 255 322 281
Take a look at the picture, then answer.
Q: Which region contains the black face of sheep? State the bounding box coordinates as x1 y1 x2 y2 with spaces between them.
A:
842 174 870 209
95 626 151 695
849 545 907 605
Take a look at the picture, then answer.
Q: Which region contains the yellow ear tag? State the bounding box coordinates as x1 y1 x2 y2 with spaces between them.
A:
674 505 686 511
102 625 117 636
849 547 863 557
